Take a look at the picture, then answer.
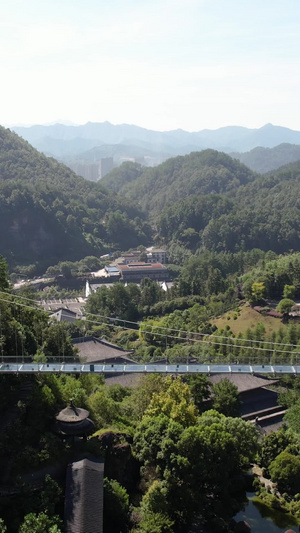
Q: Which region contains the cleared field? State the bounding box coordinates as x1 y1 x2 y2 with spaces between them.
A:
211 304 286 336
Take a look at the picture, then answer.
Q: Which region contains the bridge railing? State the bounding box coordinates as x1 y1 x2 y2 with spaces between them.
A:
0 361 299 375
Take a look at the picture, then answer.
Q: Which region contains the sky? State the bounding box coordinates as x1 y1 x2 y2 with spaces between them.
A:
1 0 300 132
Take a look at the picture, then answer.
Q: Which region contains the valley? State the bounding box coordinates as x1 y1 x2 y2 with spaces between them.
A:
2 124 300 532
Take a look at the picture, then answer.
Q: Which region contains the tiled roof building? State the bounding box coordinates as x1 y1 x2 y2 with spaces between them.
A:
50 308 79 322
117 262 169 283
73 336 135 364
65 457 104 533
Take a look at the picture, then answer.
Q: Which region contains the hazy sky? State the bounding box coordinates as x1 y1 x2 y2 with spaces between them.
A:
1 0 300 131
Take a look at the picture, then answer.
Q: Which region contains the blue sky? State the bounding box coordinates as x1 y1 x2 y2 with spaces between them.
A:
1 0 300 131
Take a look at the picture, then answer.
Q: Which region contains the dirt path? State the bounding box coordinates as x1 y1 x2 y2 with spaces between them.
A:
252 464 276 492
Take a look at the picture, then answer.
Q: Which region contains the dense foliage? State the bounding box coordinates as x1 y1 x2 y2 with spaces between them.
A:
0 126 152 271
156 161 300 254
102 149 300 258
232 143 300 174
118 150 255 220
101 161 144 192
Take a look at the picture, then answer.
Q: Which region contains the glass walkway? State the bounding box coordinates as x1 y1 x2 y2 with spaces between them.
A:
0 362 299 375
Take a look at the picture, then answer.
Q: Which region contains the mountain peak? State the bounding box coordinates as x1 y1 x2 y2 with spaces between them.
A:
261 123 274 129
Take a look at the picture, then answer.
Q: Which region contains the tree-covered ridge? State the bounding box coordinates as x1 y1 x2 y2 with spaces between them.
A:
231 143 300 174
241 250 300 300
154 159 300 255
201 160 300 253
100 161 144 192
0 127 152 269
115 150 256 219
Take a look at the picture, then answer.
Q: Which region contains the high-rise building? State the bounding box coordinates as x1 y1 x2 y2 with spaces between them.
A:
98 157 113 179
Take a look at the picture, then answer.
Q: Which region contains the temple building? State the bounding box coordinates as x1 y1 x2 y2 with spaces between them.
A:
54 401 95 439
65 457 104 533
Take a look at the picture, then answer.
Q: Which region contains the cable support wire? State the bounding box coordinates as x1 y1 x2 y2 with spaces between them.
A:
84 311 300 349
1 294 300 357
0 290 294 348
1 290 300 350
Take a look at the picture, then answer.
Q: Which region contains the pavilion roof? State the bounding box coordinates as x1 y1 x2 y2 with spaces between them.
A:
54 418 95 436
56 402 89 422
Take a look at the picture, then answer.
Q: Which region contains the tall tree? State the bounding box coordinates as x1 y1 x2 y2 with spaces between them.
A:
212 378 240 417
0 256 9 291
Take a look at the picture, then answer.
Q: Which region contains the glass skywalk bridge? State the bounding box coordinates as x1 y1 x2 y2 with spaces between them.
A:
0 362 299 375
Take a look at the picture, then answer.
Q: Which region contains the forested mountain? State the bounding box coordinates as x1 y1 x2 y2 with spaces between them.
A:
231 143 300 173
4 122 300 273
13 121 300 159
0 126 152 270
117 150 256 219
100 161 145 192
157 160 300 255
100 151 300 256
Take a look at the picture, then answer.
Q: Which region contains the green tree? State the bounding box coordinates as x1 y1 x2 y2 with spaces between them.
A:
122 374 167 421
43 322 75 360
135 407 258 530
284 398 300 433
145 377 198 427
163 411 258 526
276 298 295 315
212 378 240 417
139 481 174 533
19 513 62 533
40 475 62 516
251 282 266 303
59 262 73 279
185 374 210 411
138 512 174 533
269 451 300 495
0 256 9 291
259 428 299 475
86 283 139 321
283 284 296 299
88 388 120 427
134 414 183 470
140 278 163 308
0 519 6 533
103 478 129 533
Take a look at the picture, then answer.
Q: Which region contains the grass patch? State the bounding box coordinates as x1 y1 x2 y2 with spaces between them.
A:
92 425 134 437
211 304 287 336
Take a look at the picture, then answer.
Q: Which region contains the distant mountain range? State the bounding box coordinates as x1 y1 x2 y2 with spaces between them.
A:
3 123 300 268
231 143 300 173
12 122 300 168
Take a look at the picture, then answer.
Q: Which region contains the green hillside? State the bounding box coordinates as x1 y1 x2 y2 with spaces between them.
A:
119 149 256 219
156 159 300 254
0 126 152 270
100 161 145 192
212 304 285 336
231 143 300 173
101 150 300 257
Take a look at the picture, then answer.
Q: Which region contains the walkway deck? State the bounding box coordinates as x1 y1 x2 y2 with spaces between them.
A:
0 362 300 374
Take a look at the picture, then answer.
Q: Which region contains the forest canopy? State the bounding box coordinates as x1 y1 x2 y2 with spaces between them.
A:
0 126 152 271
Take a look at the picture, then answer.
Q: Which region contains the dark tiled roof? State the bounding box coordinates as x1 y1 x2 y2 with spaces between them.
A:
73 337 134 364
267 310 283 317
56 404 89 422
51 307 77 316
105 373 142 387
54 418 95 436
118 262 166 271
65 457 104 533
50 308 78 322
209 373 278 393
